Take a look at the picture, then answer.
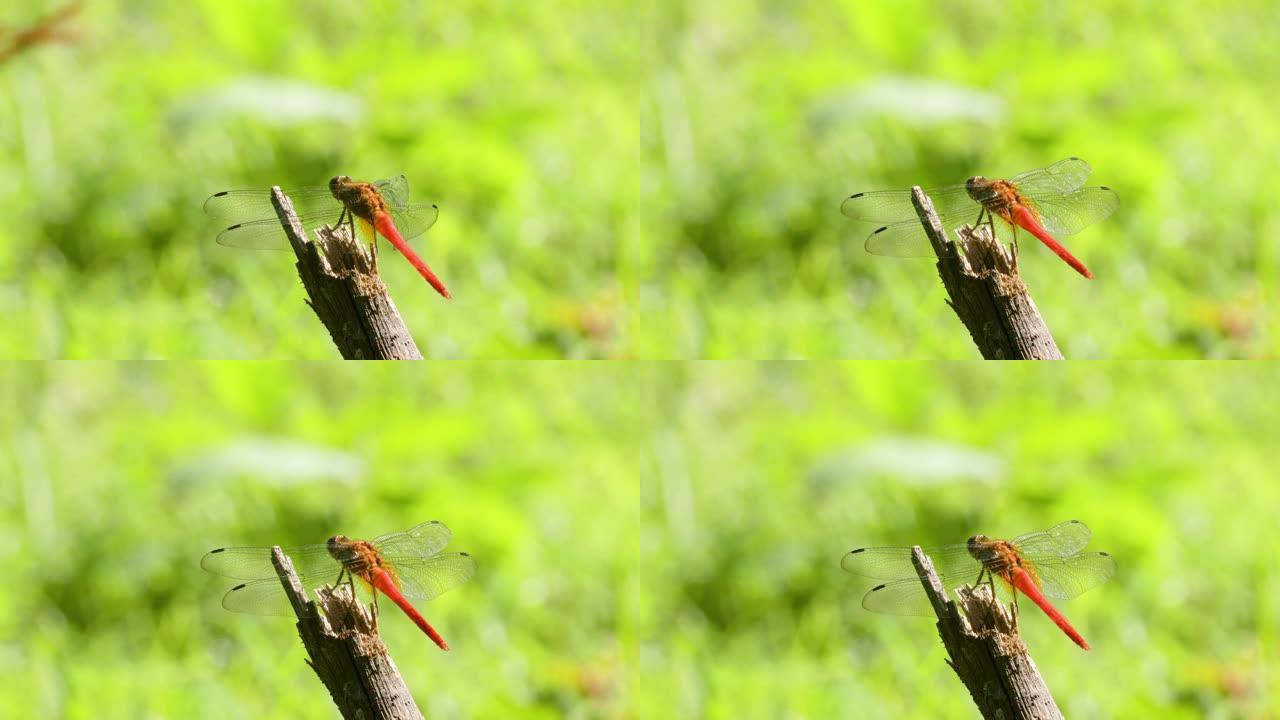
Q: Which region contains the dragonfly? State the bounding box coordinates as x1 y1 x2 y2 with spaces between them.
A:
203 175 451 299
840 157 1119 279
201 520 475 650
841 520 1115 650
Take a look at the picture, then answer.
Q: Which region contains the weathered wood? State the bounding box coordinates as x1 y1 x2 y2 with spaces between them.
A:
911 546 1064 720
910 187 1064 360
269 187 423 360
270 547 424 720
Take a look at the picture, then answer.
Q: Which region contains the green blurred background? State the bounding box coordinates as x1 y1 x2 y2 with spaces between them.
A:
2 363 1276 718
1 1 1277 358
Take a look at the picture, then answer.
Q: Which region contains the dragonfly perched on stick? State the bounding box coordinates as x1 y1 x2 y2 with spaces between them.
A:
841 158 1118 279
202 521 475 650
204 175 451 298
842 520 1115 650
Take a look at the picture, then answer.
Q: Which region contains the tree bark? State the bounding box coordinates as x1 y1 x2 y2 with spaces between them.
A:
910 187 1064 359
911 546 1064 720
270 547 425 720
269 187 423 360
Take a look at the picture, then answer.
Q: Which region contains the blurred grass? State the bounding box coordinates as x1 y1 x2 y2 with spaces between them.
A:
1 363 1277 718
0 0 1277 357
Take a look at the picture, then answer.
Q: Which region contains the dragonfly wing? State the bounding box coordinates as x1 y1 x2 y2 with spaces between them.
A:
385 204 440 241
372 520 453 558
1029 552 1117 601
1011 520 1094 558
859 578 936 615
219 572 375 614
386 552 477 601
373 175 411 207
219 577 297 615
861 219 954 257
203 187 339 225
1010 157 1094 195
1028 187 1119 237
841 544 981 581
211 207 354 248
841 185 977 224
860 574 1016 615
201 544 341 580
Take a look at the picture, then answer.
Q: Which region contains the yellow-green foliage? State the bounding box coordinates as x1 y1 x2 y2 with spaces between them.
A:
1 363 1276 717
0 1 1276 357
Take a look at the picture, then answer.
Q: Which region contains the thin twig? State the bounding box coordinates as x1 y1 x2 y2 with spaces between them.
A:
911 547 1065 720
269 187 424 359
270 547 425 720
910 187 1064 359
0 2 81 64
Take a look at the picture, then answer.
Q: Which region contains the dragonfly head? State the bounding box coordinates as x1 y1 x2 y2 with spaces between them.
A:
329 175 353 193
327 534 353 558
966 533 994 558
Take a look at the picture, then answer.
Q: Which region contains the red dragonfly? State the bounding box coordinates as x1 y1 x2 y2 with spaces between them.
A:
841 520 1115 650
204 175 451 298
840 158 1118 279
201 520 475 650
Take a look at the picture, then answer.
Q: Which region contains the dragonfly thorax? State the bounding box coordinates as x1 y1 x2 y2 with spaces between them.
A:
965 176 1002 207
326 534 359 563
966 534 1008 569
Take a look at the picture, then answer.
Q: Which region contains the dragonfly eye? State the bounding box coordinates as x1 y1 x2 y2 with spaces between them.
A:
329 176 350 191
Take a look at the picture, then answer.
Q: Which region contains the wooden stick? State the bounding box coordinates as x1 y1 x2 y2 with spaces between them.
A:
910 187 1064 359
269 187 423 360
911 546 1064 720
0 2 81 65
270 547 425 720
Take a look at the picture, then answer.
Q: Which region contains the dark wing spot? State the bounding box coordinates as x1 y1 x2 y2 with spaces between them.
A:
870 584 888 592
230 583 247 591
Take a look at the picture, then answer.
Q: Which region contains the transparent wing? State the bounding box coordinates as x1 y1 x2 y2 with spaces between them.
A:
373 175 411 207
1028 187 1119 237
203 176 420 248
385 204 440 241
841 544 982 582
200 544 342 581
1010 157 1093 196
207 207 362 249
859 574 1017 616
371 520 453 558
203 186 339 225
859 209 1004 257
218 577 303 615
840 184 978 224
1030 552 1116 600
217 571 379 615
385 552 477 600
1011 520 1094 559
859 220 935 257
